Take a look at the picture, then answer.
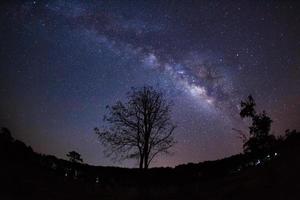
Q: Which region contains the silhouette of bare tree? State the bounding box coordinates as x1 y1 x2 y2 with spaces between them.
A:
95 86 176 169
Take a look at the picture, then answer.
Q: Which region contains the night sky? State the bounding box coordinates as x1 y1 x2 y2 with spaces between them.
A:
0 0 299 167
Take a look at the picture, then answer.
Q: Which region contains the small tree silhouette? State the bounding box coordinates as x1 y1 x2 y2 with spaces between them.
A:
66 151 83 163
0 127 13 142
239 95 276 156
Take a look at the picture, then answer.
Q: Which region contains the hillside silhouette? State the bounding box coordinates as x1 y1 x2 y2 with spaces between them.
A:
1 127 300 199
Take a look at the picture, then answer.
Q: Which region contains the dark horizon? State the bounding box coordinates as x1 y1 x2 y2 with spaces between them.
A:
1 0 300 168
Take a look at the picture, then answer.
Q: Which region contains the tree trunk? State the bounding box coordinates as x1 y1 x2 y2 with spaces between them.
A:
143 133 149 170
139 154 144 169
144 154 148 169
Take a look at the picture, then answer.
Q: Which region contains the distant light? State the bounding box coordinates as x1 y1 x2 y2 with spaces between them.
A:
274 152 278 156
255 160 261 166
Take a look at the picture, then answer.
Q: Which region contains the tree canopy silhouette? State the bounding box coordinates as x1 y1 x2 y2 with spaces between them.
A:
66 151 83 163
95 86 176 169
239 95 276 156
0 127 13 143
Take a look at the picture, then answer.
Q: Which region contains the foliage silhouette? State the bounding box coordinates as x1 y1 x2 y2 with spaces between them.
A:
239 95 276 156
67 151 83 163
0 127 13 142
95 86 176 169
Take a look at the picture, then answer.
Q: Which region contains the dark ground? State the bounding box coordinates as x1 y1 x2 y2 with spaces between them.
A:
1 130 300 200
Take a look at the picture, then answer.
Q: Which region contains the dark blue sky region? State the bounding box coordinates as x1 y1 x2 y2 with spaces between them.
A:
0 0 299 167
